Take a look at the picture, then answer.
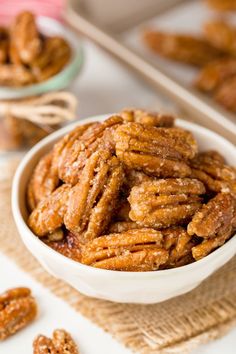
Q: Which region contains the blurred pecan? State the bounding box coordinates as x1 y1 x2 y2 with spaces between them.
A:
46 232 82 262
28 184 70 237
215 76 236 112
81 228 169 271
204 20 236 55
57 116 123 185
190 151 236 195
143 30 223 66
128 179 205 228
195 58 236 93
0 64 34 86
187 192 235 238
31 37 71 82
65 149 124 243
206 0 236 10
120 108 175 127
10 11 41 64
33 329 79 354
0 27 9 64
114 123 197 178
0 287 37 340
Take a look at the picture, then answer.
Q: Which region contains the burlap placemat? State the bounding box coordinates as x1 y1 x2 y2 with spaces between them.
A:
1 158 236 354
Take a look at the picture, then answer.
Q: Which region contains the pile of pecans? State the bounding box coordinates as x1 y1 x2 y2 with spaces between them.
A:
0 11 71 87
27 109 236 272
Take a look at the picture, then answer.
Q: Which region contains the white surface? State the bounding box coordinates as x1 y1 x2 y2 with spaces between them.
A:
12 114 236 304
1 40 236 352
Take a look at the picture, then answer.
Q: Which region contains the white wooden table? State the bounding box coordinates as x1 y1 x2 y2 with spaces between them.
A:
1 41 236 354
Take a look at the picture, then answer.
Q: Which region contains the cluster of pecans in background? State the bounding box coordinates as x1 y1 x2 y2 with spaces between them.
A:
0 11 71 87
0 287 79 353
143 0 236 113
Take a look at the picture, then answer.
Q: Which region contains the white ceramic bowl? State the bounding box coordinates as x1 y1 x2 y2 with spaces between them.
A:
12 114 236 304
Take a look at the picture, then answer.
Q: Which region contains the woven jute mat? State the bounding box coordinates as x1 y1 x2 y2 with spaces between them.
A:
1 158 236 354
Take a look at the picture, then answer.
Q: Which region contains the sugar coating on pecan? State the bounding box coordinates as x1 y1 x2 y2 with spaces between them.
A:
33 329 79 354
64 149 124 243
0 287 37 340
114 123 197 178
120 108 175 127
190 151 236 195
187 192 235 238
81 228 169 271
128 179 205 228
143 30 223 66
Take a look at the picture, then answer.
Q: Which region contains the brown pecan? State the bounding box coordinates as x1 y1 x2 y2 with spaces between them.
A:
206 0 236 10
143 30 223 66
65 149 124 243
187 192 235 238
215 76 236 112
0 64 34 86
195 58 236 93
33 329 79 354
120 108 175 127
0 287 37 340
190 151 236 195
128 179 205 228
204 20 236 55
81 228 169 271
10 11 41 64
114 123 197 178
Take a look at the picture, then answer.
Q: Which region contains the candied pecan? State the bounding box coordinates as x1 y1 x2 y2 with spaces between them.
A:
28 184 70 237
45 232 82 262
27 152 60 211
0 64 34 86
195 58 236 93
143 30 223 66
128 179 205 228
206 0 236 10
31 37 71 82
65 149 124 243
57 116 123 185
33 329 79 354
81 228 169 271
125 170 152 190
120 108 175 127
215 75 236 112
10 11 41 64
114 123 197 178
204 20 236 55
0 287 37 340
190 151 236 194
0 27 9 64
187 192 235 238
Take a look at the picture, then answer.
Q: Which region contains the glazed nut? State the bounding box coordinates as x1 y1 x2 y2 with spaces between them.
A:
120 108 175 127
128 178 205 228
33 329 79 354
204 20 236 56
81 228 169 271
114 123 197 178
0 287 37 340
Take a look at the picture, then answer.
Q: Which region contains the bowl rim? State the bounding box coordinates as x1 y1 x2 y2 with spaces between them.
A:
12 114 236 278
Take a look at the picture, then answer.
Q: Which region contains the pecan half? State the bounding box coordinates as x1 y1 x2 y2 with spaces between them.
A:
204 20 236 55
128 179 205 228
190 151 236 195
81 228 169 271
120 108 175 127
33 329 79 354
114 123 197 178
65 149 124 243
0 287 37 340
143 30 223 66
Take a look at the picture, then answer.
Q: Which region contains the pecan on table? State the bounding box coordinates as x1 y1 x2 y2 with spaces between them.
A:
206 0 236 10
190 151 236 195
114 123 197 178
33 329 79 354
204 20 236 55
57 116 123 185
128 178 205 228
120 108 175 127
65 149 124 243
195 58 236 93
10 11 41 64
0 287 37 340
81 228 169 271
143 30 223 66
